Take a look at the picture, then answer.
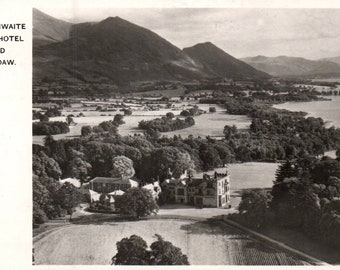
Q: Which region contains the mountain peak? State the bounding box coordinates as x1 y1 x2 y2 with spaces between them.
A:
99 16 130 25
183 43 270 79
102 16 122 21
189 41 216 48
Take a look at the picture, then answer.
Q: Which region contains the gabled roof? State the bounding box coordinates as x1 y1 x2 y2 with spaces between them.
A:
60 177 81 188
108 190 125 196
90 177 131 185
187 178 203 187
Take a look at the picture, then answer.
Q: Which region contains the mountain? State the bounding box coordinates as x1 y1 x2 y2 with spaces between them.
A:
33 8 72 47
33 10 269 83
183 42 270 80
320 56 340 65
241 55 340 78
33 15 209 83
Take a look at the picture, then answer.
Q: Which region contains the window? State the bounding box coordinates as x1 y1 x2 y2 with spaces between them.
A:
177 188 185 196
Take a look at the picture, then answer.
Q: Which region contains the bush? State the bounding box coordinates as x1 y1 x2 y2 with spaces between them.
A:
33 121 70 135
138 117 195 133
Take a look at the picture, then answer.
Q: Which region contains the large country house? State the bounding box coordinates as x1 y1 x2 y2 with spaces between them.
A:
89 177 138 193
161 171 231 208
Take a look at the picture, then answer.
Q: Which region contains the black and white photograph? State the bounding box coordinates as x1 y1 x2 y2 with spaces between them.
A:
3 0 340 267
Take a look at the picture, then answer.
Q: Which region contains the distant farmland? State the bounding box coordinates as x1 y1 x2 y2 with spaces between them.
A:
34 219 310 265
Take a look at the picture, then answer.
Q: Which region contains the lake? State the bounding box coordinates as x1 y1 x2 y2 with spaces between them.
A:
273 96 340 128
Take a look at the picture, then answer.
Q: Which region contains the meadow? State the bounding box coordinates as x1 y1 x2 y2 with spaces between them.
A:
34 218 308 265
33 103 251 144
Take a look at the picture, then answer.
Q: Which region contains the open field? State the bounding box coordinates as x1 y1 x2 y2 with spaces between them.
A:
195 162 278 191
33 104 251 144
34 218 309 265
131 88 186 97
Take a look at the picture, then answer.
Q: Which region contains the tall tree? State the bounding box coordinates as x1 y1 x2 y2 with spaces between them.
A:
115 188 158 219
110 156 135 179
112 235 150 265
238 190 272 228
142 146 194 181
53 182 85 220
150 234 189 265
274 160 298 184
113 114 125 125
112 234 189 265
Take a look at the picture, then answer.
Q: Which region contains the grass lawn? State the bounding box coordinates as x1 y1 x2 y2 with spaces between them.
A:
257 225 340 264
34 218 310 265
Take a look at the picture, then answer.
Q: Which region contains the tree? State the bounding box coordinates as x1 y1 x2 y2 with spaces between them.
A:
124 109 132 116
238 190 272 228
142 146 194 181
223 125 237 140
115 188 158 219
33 121 70 135
112 234 189 265
113 114 125 125
112 235 150 265
165 112 175 119
110 156 135 179
336 148 340 160
319 200 340 248
66 115 75 125
39 114 49 122
53 182 85 220
33 201 48 226
150 234 189 265
311 158 340 185
45 108 61 117
33 151 62 180
65 157 92 182
180 110 190 117
98 121 117 134
274 160 298 184
81 125 92 136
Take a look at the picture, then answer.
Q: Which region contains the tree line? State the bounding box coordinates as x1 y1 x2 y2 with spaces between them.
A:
235 154 340 249
138 115 195 133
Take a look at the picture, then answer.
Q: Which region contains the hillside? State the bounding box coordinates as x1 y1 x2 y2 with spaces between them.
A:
320 56 340 65
33 10 269 84
183 42 270 80
33 15 208 83
241 55 340 78
33 8 72 47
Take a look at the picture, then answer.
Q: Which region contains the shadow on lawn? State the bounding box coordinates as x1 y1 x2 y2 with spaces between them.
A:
180 217 248 238
179 218 309 265
244 241 279 254
69 214 151 226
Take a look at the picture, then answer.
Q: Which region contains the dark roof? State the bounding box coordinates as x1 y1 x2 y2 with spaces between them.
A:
187 178 203 187
90 177 131 185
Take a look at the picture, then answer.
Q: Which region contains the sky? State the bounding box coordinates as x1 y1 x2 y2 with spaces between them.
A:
33 1 340 60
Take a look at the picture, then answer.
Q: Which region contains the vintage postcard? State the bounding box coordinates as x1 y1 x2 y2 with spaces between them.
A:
1 0 340 269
